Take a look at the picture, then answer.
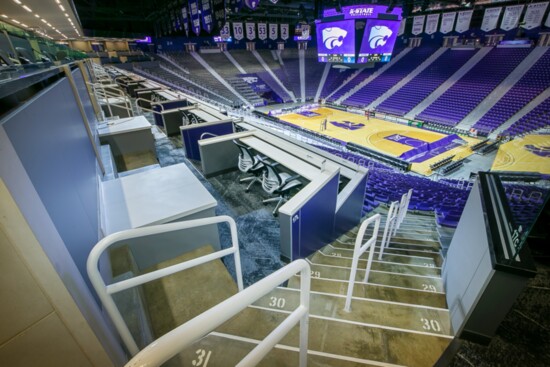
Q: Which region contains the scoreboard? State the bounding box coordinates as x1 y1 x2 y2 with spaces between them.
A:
316 4 402 64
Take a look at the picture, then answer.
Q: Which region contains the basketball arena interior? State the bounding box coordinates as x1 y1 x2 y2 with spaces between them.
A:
1 0 549 366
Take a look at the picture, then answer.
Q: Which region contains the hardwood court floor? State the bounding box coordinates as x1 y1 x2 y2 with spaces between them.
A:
491 134 550 175
278 107 479 175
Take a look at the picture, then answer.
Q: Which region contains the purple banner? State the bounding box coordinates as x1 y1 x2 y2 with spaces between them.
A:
189 0 201 36
359 19 400 58
323 5 402 20
181 6 189 36
200 0 213 33
212 0 225 29
316 20 356 62
244 0 259 10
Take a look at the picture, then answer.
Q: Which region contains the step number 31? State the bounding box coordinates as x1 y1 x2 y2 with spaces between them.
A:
192 349 212 367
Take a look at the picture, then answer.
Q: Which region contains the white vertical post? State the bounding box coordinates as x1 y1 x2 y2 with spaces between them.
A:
378 201 399 260
343 214 381 312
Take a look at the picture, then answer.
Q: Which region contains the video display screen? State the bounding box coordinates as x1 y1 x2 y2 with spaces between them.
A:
358 19 400 63
316 20 356 63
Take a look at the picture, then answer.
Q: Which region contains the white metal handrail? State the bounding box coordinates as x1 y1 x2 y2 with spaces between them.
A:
89 82 134 118
125 259 311 367
343 214 381 312
87 215 244 356
393 189 412 235
378 201 399 260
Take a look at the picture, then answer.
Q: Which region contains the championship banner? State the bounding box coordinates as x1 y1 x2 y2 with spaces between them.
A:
412 15 425 36
269 23 278 40
481 7 502 32
182 6 189 36
246 22 256 40
425 13 439 35
280 23 289 40
220 23 230 40
455 10 473 33
258 23 267 40
212 0 225 29
501 4 525 31
244 0 259 10
233 22 244 40
522 2 548 29
440 12 456 34
189 0 201 35
398 18 406 36
200 0 213 33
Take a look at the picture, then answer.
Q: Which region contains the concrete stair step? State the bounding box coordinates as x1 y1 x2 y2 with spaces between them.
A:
215 306 452 367
331 241 442 260
173 332 398 366
321 245 442 268
288 276 447 308
303 262 444 293
336 231 439 251
141 245 239 339
253 287 451 336
310 252 441 277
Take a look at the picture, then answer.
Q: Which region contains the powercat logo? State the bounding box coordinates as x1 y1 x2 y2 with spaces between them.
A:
322 27 348 50
369 25 393 49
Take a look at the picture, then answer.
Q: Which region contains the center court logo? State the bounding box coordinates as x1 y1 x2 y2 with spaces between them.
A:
368 25 393 49
322 27 348 50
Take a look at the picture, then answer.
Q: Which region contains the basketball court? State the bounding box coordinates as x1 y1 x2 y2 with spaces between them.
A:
278 107 480 176
491 134 550 175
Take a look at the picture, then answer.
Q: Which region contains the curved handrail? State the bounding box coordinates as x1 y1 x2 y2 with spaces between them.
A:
125 259 311 367
87 215 244 356
343 213 381 312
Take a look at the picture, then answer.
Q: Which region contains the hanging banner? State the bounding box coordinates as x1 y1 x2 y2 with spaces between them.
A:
246 22 256 40
258 23 267 40
189 0 201 35
425 13 439 35
440 12 456 34
244 0 259 10
522 2 548 29
200 0 213 33
501 4 525 31
269 23 278 40
412 15 425 36
398 18 406 36
220 23 230 40
233 22 244 40
481 7 502 32
212 0 225 29
280 23 289 40
455 10 473 33
181 6 189 37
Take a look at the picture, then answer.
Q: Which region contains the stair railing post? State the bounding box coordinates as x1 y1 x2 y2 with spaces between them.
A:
343 214 381 312
378 201 399 260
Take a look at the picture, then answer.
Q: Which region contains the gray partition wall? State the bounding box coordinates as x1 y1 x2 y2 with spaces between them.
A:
0 66 124 363
443 173 536 344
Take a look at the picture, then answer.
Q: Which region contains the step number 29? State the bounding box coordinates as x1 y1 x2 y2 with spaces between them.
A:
192 349 212 367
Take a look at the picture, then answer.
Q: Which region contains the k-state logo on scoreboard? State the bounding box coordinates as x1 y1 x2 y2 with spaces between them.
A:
368 25 392 49
322 27 348 50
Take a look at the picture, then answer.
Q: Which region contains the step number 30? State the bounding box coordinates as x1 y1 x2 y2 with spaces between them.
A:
420 318 441 332
192 349 212 367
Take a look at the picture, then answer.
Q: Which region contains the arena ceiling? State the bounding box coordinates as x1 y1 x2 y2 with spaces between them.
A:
69 0 522 38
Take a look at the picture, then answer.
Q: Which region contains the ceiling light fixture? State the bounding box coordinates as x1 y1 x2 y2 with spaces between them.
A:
34 14 40 18
22 5 32 12
13 0 22 4
1 14 8 18
12 19 21 24
41 18 47 23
